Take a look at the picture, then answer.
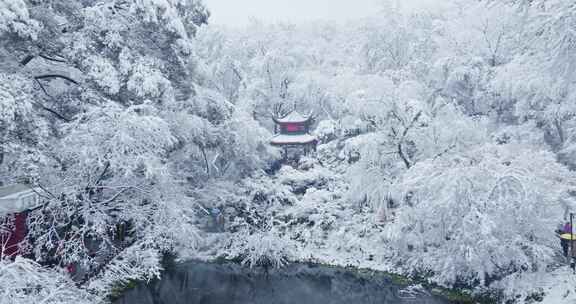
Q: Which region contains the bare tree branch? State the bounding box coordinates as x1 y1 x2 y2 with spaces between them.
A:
20 55 35 66
200 146 210 176
401 111 423 139
35 74 79 85
397 142 411 169
396 111 423 169
38 54 67 63
432 143 457 161
33 78 72 122
93 162 111 187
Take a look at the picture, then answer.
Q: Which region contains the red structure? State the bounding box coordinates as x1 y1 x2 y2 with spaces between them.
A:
1 213 28 258
271 111 318 159
0 184 40 259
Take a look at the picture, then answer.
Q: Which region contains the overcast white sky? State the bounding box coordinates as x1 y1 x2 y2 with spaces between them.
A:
203 0 383 27
202 0 445 27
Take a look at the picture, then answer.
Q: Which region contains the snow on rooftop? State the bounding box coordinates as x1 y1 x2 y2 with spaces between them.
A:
270 134 317 145
0 184 32 199
0 184 41 215
275 111 311 124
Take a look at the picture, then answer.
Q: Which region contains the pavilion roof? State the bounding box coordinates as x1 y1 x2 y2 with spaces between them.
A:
0 184 31 199
274 111 312 124
0 184 41 215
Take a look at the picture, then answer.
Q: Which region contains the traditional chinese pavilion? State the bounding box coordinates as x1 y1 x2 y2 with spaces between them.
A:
271 111 318 158
0 184 41 258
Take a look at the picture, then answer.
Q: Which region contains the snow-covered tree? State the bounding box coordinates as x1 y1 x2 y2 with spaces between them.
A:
385 143 576 286
0 257 96 304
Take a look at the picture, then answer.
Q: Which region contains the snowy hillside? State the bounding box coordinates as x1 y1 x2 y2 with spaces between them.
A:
191 136 576 303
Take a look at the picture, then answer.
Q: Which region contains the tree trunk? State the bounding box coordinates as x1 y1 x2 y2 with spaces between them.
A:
0 137 4 180
200 146 210 176
398 143 411 169
555 118 565 146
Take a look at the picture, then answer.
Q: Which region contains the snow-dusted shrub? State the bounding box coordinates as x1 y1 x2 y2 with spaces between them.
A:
347 104 489 219
0 257 97 304
223 108 281 176
345 132 405 214
278 165 334 194
490 121 546 147
297 156 318 171
0 0 41 39
126 56 172 99
337 134 368 164
87 244 162 298
340 115 370 137
302 187 334 205
282 187 331 220
244 174 297 207
227 222 298 269
62 103 177 179
315 119 338 143
86 56 121 94
486 266 576 303
385 143 576 286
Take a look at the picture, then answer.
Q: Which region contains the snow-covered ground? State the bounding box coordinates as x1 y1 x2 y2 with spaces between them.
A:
489 266 576 304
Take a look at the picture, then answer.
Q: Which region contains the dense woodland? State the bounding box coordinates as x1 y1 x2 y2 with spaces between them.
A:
2 0 576 303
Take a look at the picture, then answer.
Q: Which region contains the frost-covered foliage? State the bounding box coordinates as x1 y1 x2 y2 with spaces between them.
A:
62 103 177 177
487 266 576 303
221 107 280 176
0 0 41 39
348 104 489 218
86 244 162 298
0 257 96 304
0 73 50 183
385 144 575 285
229 222 298 269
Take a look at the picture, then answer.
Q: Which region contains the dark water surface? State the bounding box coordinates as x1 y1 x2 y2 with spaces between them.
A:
115 261 451 304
